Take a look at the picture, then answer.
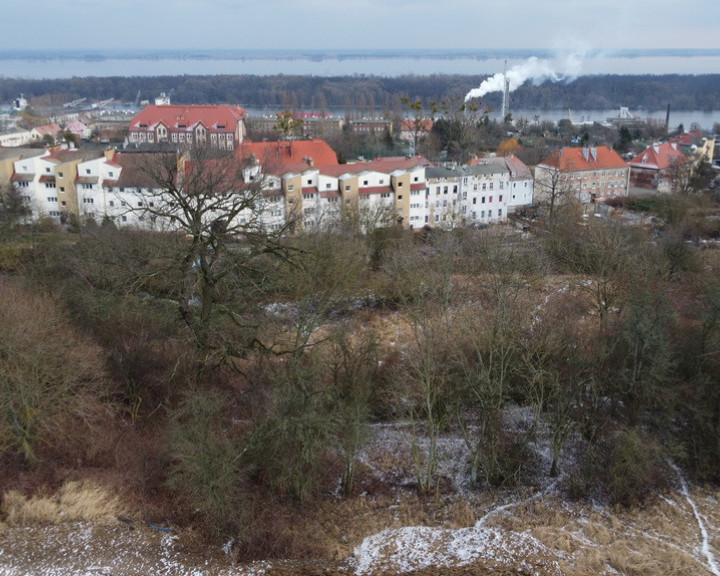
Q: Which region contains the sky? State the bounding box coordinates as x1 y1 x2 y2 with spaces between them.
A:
3 0 719 52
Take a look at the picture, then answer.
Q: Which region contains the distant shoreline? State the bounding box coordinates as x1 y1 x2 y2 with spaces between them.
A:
2 49 720 79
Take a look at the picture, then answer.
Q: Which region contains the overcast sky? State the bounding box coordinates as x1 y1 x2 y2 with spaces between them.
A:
4 0 718 52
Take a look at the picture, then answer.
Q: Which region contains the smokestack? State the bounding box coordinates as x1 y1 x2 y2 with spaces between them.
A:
501 60 508 120
665 104 671 133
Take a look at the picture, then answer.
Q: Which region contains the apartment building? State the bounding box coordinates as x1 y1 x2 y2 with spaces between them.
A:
535 146 630 205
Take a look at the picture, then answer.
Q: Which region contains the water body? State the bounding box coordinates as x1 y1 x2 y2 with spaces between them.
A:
2 49 719 130
1 48 720 79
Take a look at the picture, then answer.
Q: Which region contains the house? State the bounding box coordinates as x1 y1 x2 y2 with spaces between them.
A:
64 120 92 141
128 104 248 150
469 155 534 211
399 118 434 150
460 163 511 225
627 142 689 194
30 124 63 144
535 146 630 206
0 128 32 147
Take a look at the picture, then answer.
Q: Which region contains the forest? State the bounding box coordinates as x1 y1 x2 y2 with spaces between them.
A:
2 153 720 570
3 73 720 112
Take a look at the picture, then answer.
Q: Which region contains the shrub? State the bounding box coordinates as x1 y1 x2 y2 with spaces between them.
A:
165 389 247 538
0 279 109 465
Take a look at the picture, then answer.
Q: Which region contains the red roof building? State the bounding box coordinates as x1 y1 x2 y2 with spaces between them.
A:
536 146 630 203
129 104 248 150
627 142 690 193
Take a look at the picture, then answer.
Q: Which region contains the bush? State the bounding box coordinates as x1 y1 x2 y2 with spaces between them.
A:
0 279 110 465
606 427 669 507
165 389 247 538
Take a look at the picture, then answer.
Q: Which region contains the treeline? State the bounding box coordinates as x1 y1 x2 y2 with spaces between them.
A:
3 74 720 112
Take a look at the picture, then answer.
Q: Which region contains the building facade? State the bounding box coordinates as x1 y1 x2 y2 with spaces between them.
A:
128 105 248 150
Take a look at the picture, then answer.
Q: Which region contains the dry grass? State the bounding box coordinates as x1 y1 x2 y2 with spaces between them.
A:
1 480 127 527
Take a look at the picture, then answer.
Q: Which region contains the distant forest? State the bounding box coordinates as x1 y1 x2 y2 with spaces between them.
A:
3 74 720 113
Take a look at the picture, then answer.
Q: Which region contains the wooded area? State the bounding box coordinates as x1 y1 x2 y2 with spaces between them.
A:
3 74 720 112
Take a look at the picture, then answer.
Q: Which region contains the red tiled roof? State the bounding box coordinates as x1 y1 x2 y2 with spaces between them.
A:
130 105 247 133
540 146 627 171
627 142 688 171
302 187 319 194
400 119 433 132
410 183 426 190
39 175 56 182
12 173 34 181
239 139 339 171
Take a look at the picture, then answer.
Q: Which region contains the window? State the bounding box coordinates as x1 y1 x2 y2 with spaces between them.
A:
363 180 369 185
345 185 351 191
45 167 51 173
46 196 58 203
499 182 504 190
108 172 114 178
82 184 92 190
86 169 91 175
472 198 477 205
397 195 402 200
326 183 332 189
58 172 64 178
397 182 403 187
287 185 294 191
499 195 503 202
488 210 492 217
498 209 502 217
45 182 56 189
83 198 94 204
489 196 493 202
109 200 115 207
489 183 494 190
482 183 487 191
59 187 65 192
481 197 485 204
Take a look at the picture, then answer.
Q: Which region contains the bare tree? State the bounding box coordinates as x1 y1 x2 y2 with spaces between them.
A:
118 146 292 370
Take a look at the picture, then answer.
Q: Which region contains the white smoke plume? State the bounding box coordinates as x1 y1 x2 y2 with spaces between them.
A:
464 51 586 101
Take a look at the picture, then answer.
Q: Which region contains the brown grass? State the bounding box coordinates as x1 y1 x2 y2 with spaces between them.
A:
1 480 127 527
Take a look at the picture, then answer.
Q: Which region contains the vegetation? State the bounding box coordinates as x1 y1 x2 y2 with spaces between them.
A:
3 74 720 112
2 151 720 564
